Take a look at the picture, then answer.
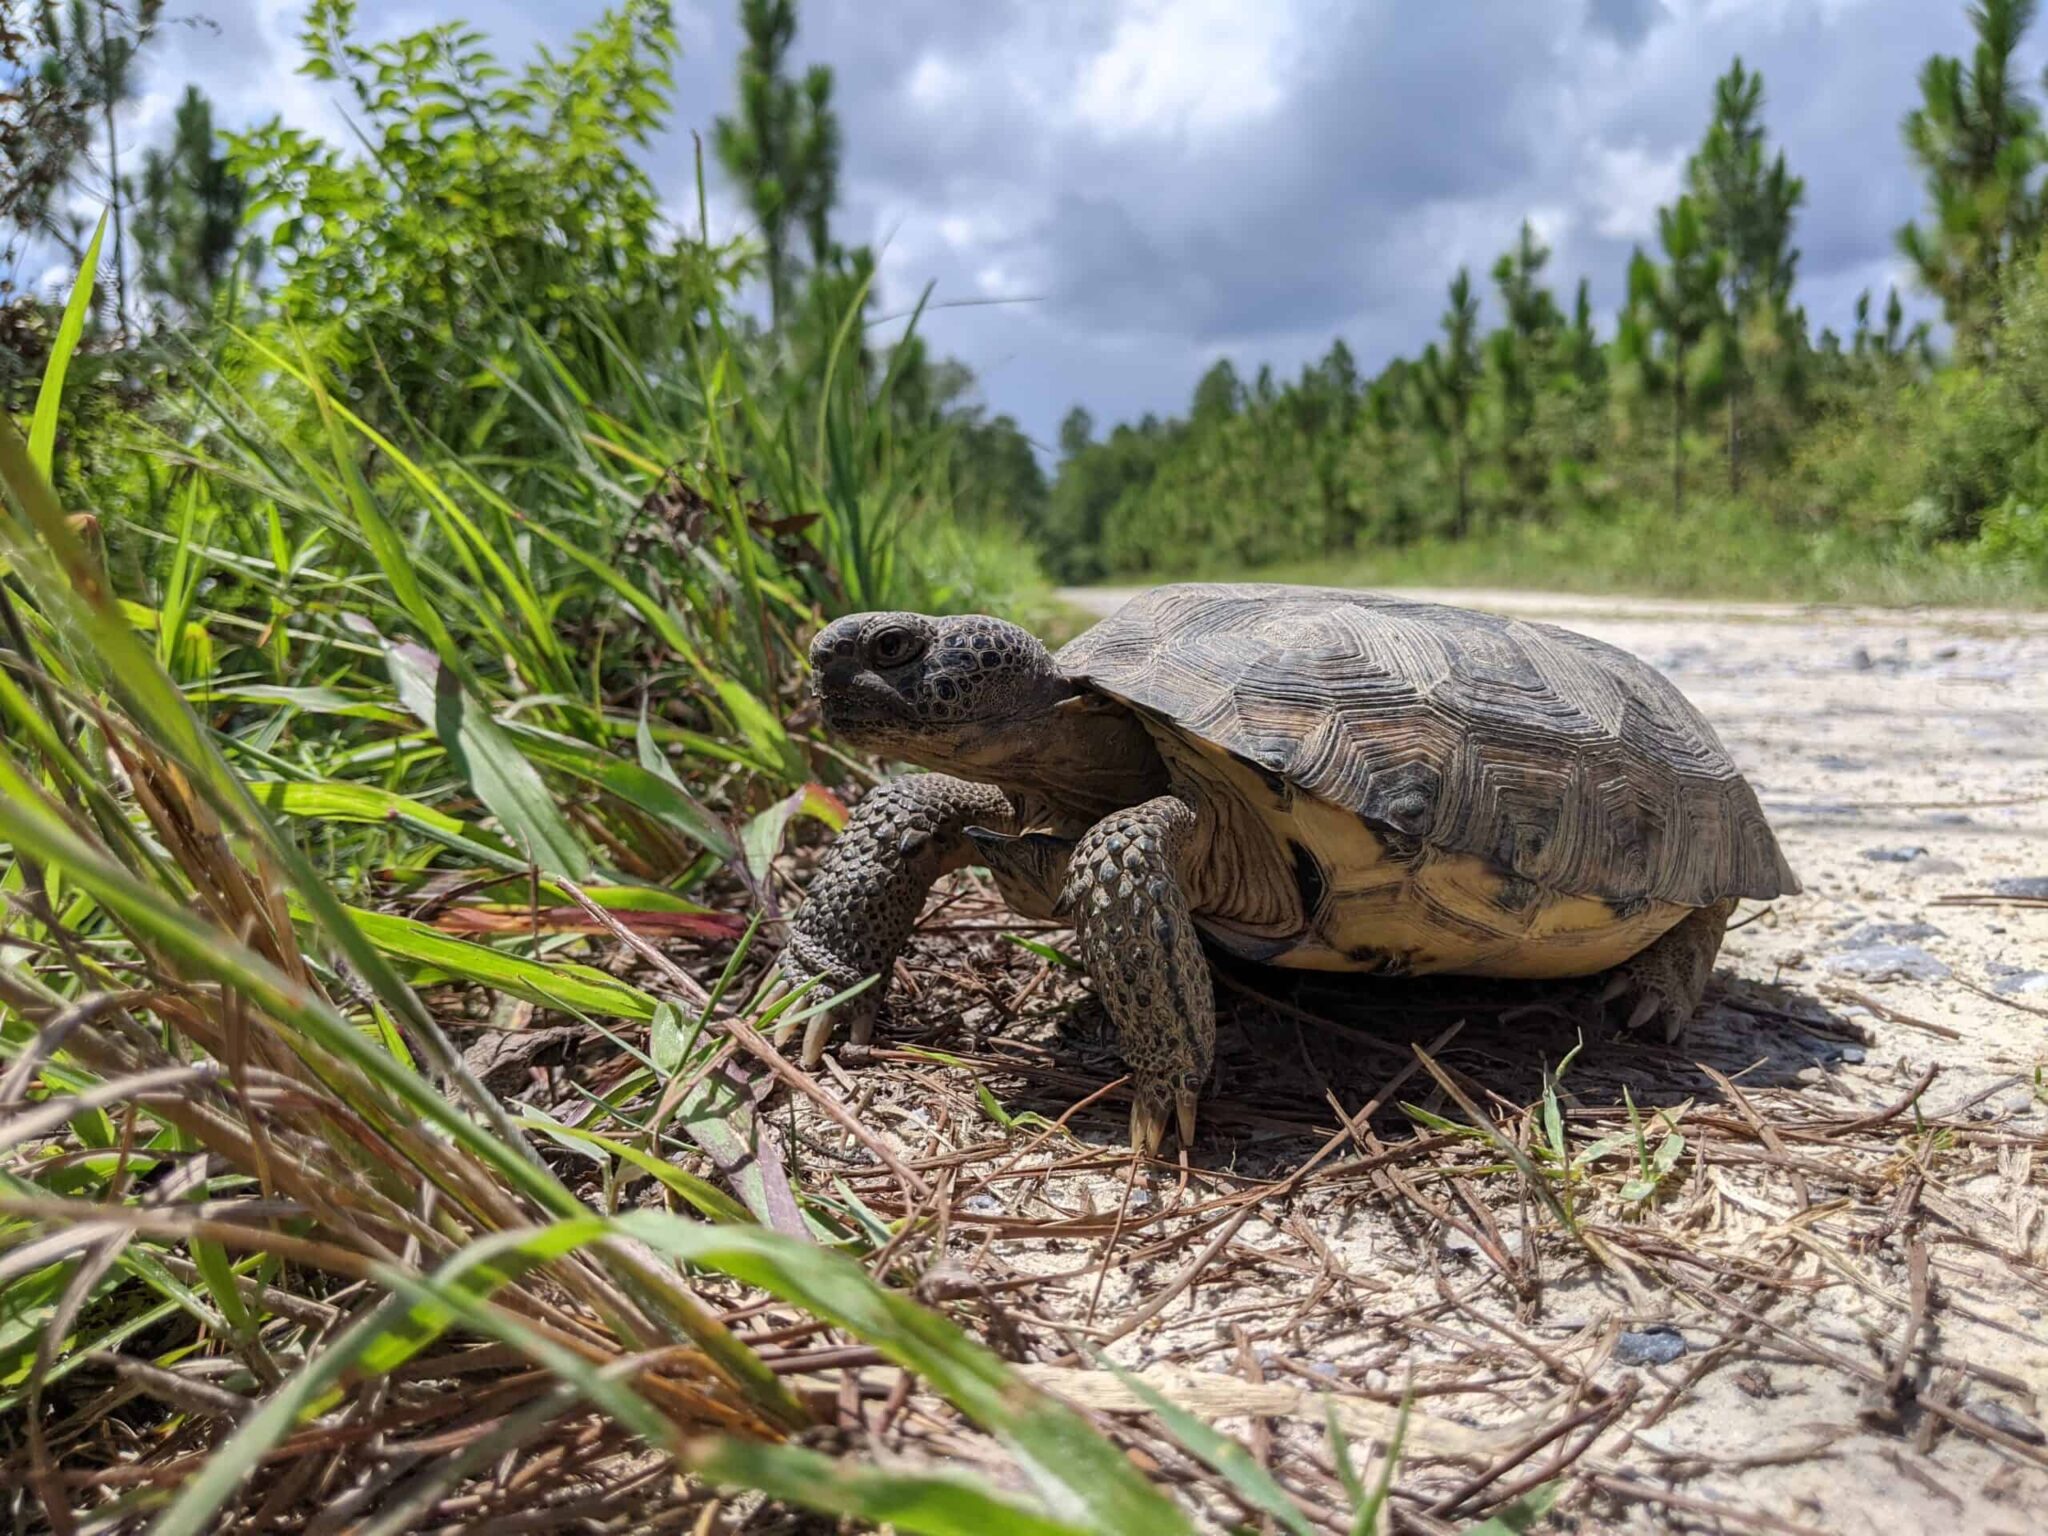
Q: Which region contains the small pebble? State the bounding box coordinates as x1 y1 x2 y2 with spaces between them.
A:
1837 1046 1867 1065
1615 1326 1688 1366
1965 1399 2046 1445
1861 846 1927 864
1843 920 1945 946
1992 876 2048 898
960 1193 1004 1216
1822 944 1951 982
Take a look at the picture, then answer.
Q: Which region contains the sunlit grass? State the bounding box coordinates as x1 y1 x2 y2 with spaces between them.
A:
1200 496 2048 608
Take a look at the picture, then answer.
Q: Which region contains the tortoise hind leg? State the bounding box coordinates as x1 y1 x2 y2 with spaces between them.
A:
1598 898 1737 1044
1063 796 1214 1156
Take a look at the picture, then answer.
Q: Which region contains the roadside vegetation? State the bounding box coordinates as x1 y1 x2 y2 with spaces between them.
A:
1041 0 2048 605
0 2 1145 1530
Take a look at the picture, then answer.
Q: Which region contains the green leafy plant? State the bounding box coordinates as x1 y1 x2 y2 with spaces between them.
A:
0 345 1174 1530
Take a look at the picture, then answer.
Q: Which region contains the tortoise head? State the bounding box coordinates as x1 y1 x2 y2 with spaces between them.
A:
808 612 1075 772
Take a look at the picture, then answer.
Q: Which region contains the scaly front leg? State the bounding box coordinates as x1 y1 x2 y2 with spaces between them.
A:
781 774 1016 1064
1063 795 1214 1156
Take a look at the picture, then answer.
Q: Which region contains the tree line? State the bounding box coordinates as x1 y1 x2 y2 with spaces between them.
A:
1039 0 2048 585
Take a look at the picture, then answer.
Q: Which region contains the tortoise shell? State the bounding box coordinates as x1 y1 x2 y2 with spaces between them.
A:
1056 584 1798 978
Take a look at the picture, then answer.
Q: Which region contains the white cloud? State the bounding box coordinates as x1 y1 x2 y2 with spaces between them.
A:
1585 142 1688 241
1527 205 1574 245
906 53 967 111
1069 0 1307 142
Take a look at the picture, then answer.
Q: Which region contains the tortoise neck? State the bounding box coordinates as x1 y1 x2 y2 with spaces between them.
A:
950 698 1169 825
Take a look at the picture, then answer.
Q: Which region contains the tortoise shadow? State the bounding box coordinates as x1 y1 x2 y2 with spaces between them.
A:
1004 948 1865 1170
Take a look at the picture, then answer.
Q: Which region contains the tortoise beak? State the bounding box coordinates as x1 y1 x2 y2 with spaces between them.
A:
810 617 867 691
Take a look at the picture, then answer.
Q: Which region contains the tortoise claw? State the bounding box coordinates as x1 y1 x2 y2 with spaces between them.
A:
1596 969 1682 1044
1624 989 1665 1035
1129 1088 1200 1157
849 1008 877 1050
801 1008 835 1068
1130 1099 1168 1159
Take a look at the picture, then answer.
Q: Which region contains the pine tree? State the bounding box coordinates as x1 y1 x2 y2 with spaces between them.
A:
1619 196 1723 519
129 86 247 316
1899 0 2043 362
2 0 164 310
1289 341 1362 549
1058 406 1096 460
1851 286 1932 375
714 0 841 328
1191 358 1244 423
795 62 840 269
1487 222 1563 506
1420 269 1483 537
1686 57 1804 491
1558 278 1605 393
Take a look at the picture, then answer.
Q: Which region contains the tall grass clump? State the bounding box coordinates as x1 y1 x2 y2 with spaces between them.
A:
0 136 1210 1536
0 4 1201 1526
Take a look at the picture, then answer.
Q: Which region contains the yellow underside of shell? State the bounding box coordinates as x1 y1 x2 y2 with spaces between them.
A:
1166 733 1691 979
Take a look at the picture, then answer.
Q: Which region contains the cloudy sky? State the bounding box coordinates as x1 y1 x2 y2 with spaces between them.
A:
125 0 2024 449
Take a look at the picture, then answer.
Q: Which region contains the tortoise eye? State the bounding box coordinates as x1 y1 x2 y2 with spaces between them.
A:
867 624 928 669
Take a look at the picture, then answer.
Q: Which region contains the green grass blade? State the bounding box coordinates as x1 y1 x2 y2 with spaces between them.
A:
1099 1358 1316 1536
27 211 108 479
1456 1483 1559 1534
1345 1388 1411 1536
383 638 593 880
249 781 529 871
0 416 559 1180
150 1257 681 1536
0 759 573 1219
689 1437 1093 1536
514 1115 754 1226
740 782 847 885
331 903 659 1021
607 1215 1194 1534
510 723 740 862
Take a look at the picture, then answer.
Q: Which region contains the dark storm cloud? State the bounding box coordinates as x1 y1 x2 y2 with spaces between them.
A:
142 0 2040 445
791 3 1560 345
1586 0 1668 49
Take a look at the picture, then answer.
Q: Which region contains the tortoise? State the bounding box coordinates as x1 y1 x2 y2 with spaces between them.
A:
783 583 1798 1154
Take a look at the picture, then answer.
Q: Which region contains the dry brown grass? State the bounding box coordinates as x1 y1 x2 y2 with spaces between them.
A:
586 864 2044 1535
